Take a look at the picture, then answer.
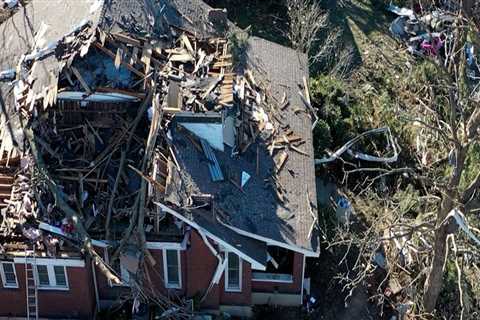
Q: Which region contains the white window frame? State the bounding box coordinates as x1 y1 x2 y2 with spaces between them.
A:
163 249 182 289
35 265 69 291
252 272 293 283
225 252 242 292
0 262 18 288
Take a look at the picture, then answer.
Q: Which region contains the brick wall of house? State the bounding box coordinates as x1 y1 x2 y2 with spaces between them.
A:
184 230 220 308
185 230 253 307
0 260 96 319
0 235 304 318
95 244 188 303
251 252 304 294
219 259 252 306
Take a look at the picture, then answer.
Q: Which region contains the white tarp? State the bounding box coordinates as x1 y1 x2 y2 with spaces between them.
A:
57 91 140 102
444 209 480 247
2 0 18 9
180 122 224 151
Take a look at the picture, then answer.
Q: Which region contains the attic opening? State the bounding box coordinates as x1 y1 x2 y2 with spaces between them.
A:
252 246 294 282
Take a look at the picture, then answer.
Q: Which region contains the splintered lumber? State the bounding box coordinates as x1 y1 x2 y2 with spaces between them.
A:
169 53 194 62
113 88 159 260
298 91 315 114
274 134 302 145
212 61 232 68
303 76 311 106
180 34 194 56
94 42 144 77
202 75 223 99
290 145 309 156
276 151 288 173
128 165 165 193
246 70 257 87
137 92 162 249
141 43 152 75
105 150 126 240
70 66 92 95
112 33 142 47
25 128 121 285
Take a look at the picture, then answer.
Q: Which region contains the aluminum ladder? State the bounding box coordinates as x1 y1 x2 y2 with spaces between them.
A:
25 245 38 320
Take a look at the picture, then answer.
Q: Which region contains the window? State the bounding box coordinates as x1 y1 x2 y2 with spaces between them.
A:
54 266 67 287
37 265 50 286
225 252 241 292
1 262 18 288
163 250 181 289
252 246 294 283
36 265 68 289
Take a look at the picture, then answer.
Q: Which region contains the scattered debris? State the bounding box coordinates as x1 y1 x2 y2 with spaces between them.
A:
315 127 399 165
0 2 318 318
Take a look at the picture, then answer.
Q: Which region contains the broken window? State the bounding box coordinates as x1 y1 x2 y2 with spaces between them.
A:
163 249 181 289
226 252 241 292
252 246 294 283
0 262 18 288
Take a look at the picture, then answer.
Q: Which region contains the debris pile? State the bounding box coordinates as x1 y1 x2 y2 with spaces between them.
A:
388 4 455 57
0 5 320 316
388 3 480 99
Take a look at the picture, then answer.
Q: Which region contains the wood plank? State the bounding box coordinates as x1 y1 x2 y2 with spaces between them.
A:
70 66 92 95
112 33 142 47
94 42 144 77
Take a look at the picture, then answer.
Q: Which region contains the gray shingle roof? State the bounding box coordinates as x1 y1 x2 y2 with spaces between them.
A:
244 37 319 253
0 0 102 71
190 209 268 267
0 0 319 256
168 37 319 254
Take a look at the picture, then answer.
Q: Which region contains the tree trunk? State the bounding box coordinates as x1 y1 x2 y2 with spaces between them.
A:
423 143 466 312
423 222 449 312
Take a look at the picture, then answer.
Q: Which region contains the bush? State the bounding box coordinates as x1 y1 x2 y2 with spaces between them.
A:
310 75 353 157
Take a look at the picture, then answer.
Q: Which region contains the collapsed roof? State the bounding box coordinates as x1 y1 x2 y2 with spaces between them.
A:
0 0 319 274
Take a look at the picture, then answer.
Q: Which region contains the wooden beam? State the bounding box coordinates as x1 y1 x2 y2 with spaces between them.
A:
70 66 92 95
94 42 144 77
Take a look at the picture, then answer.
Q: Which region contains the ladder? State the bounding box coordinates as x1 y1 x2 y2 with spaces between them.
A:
25 245 38 320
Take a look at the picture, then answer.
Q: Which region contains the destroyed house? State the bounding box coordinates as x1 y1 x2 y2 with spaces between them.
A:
0 0 319 318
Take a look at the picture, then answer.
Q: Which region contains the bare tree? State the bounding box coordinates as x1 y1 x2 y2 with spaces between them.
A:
322 9 480 319
285 0 352 72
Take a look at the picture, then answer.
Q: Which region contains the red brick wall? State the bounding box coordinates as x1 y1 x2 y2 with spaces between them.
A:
95 245 188 303
185 230 253 307
251 252 304 294
184 230 220 308
0 261 95 319
219 259 252 306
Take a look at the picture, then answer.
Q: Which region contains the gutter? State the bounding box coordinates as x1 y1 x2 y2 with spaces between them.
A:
215 215 320 258
154 202 266 270
92 259 101 314
198 229 226 303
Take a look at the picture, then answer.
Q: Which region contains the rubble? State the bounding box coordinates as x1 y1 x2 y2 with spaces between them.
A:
387 3 463 60
0 2 319 316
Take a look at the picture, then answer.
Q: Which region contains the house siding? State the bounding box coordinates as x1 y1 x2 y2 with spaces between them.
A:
0 260 95 319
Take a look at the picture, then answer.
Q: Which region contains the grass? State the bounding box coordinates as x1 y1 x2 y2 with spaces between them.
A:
204 0 289 45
